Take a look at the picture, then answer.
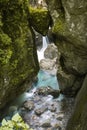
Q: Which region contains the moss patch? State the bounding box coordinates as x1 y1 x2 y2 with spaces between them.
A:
52 18 65 35
28 6 51 35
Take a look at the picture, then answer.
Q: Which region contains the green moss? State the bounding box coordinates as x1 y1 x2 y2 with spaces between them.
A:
52 18 65 35
0 32 12 65
0 33 11 46
29 6 51 35
0 0 39 109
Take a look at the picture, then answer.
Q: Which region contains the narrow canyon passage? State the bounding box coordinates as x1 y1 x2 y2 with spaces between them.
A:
0 36 74 130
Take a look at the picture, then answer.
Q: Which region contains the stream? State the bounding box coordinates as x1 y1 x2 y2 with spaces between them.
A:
0 36 74 130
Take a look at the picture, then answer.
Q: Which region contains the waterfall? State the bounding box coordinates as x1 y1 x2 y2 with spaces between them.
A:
37 36 48 62
35 35 60 90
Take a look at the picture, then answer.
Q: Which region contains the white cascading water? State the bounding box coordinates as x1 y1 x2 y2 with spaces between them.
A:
37 36 48 62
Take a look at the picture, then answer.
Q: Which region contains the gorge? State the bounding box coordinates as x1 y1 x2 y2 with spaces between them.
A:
0 0 87 130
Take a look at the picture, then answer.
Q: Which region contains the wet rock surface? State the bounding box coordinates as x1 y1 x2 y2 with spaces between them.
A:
36 86 60 98
0 85 74 130
39 43 58 75
23 100 34 111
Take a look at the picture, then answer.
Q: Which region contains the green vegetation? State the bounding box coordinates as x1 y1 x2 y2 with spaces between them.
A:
29 6 51 35
0 113 33 130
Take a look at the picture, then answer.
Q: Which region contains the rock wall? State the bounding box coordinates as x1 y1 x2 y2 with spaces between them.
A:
45 0 87 130
66 75 87 130
0 0 39 109
46 0 87 96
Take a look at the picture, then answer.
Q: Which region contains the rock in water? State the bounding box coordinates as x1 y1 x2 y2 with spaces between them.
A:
35 106 47 115
44 43 58 59
41 119 51 127
39 43 59 75
36 86 60 98
23 100 34 111
40 58 58 75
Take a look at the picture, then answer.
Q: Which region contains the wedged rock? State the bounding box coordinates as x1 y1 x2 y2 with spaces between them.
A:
29 6 51 35
36 86 60 98
39 42 59 75
44 43 58 59
23 100 34 111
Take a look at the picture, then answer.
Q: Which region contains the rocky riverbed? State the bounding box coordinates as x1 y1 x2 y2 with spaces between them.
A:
17 87 75 130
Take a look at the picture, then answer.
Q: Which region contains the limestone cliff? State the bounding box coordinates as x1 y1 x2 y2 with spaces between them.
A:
46 0 87 130
0 0 39 109
46 0 87 96
67 75 87 130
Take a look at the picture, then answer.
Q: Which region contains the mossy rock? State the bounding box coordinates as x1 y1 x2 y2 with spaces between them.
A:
28 6 51 35
0 0 39 109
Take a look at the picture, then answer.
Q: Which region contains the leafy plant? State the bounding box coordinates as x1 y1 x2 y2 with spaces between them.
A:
0 113 33 130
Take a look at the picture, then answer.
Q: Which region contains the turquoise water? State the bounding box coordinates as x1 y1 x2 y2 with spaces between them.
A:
33 70 59 90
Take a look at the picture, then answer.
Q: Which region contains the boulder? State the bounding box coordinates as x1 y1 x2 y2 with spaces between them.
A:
41 119 51 127
35 106 47 116
36 86 60 98
44 43 58 59
29 6 51 35
40 58 58 75
23 100 34 111
39 43 59 75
